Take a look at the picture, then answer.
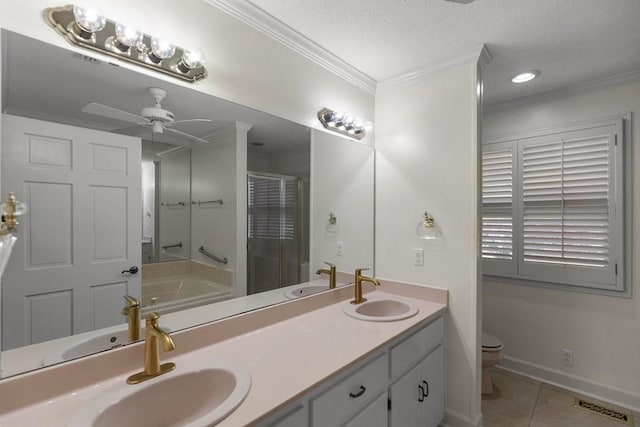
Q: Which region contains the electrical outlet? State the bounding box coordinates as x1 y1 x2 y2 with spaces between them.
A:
561 349 574 366
336 241 344 257
413 248 424 266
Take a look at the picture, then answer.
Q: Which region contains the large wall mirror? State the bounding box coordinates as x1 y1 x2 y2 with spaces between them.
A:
0 30 375 378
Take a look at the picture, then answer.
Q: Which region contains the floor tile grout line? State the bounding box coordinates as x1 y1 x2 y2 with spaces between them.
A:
528 382 542 427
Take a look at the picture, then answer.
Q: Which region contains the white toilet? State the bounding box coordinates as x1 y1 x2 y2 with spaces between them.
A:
481 332 503 395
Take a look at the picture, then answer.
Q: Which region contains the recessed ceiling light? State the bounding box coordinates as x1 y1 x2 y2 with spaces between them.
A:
511 70 540 83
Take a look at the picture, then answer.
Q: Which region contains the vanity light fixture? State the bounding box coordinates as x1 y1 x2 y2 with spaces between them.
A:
45 5 207 83
317 107 370 140
511 70 540 83
0 193 27 235
416 211 440 240
326 212 338 233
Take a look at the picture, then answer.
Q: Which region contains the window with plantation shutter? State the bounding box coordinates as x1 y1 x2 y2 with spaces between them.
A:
247 174 297 240
482 118 624 293
482 142 516 275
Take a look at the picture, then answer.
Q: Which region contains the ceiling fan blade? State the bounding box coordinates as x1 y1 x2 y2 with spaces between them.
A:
165 119 213 126
165 127 210 144
82 102 148 124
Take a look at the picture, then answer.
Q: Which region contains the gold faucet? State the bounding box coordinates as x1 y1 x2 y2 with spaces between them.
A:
121 295 140 342
351 268 380 304
316 261 337 289
127 313 176 385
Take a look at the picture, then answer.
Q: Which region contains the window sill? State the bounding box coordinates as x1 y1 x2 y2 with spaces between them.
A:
482 274 630 299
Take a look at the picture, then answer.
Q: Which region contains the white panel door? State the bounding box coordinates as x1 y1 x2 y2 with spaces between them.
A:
1 114 142 349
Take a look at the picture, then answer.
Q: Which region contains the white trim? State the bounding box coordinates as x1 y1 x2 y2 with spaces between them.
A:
377 45 491 90
485 68 640 113
498 357 640 413
442 408 483 427
205 0 376 95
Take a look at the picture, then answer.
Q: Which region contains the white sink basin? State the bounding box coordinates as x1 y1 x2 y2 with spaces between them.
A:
343 297 419 322
284 284 330 299
43 327 171 366
68 364 251 427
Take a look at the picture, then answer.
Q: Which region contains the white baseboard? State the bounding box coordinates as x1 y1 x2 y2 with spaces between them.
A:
498 356 640 413
441 409 482 427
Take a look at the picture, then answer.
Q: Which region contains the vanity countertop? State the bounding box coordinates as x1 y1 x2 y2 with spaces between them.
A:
0 279 447 426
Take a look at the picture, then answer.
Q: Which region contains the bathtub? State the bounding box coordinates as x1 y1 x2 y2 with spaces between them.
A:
141 274 233 315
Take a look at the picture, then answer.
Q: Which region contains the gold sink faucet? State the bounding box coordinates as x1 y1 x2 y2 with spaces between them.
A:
121 295 140 342
316 261 337 289
351 268 380 305
127 313 176 384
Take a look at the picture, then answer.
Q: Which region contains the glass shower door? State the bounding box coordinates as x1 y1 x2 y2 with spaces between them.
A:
247 173 304 295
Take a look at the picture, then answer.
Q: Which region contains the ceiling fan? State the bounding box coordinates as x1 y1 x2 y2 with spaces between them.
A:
81 87 212 144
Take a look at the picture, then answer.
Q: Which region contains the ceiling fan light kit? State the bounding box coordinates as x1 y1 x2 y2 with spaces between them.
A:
45 5 207 83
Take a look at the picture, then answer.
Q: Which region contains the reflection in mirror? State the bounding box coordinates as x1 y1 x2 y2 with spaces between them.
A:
0 30 373 378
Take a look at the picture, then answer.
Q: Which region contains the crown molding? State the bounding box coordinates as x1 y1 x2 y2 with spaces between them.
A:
485 67 640 113
377 44 491 90
206 0 376 95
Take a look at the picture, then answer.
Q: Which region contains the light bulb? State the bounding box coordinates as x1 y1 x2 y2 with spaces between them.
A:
343 115 355 129
331 111 345 124
150 37 176 61
115 23 143 48
364 121 374 131
353 118 365 131
73 5 106 34
182 48 204 69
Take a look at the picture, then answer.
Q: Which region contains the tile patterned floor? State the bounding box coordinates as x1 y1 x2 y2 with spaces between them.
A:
482 369 638 427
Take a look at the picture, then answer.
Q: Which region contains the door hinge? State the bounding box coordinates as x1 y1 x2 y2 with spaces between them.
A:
388 398 392 411
615 263 618 275
615 134 618 145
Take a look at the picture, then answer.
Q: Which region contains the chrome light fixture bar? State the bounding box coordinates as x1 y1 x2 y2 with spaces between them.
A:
45 5 207 83
317 107 369 140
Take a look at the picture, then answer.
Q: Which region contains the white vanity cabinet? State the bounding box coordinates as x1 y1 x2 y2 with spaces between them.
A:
259 314 445 427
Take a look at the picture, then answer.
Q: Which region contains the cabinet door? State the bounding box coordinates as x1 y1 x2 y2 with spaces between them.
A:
389 362 422 426
419 345 444 427
389 345 444 427
346 391 388 427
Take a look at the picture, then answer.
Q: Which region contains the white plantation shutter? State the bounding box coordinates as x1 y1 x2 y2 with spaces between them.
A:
482 142 516 275
247 174 296 240
483 118 624 292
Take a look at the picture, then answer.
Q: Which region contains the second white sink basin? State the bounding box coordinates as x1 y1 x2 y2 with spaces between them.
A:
43 327 172 366
343 296 419 322
284 284 330 299
68 364 251 427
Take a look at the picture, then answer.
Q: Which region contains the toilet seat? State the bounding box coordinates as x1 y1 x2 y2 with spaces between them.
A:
482 332 503 352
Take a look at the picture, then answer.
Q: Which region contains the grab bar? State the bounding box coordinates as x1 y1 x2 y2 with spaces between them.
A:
198 246 228 264
191 199 223 206
162 242 183 250
161 201 186 207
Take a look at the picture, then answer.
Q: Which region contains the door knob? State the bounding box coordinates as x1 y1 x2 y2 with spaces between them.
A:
122 266 139 275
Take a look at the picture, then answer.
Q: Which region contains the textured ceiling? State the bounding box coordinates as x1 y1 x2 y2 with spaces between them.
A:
247 0 640 105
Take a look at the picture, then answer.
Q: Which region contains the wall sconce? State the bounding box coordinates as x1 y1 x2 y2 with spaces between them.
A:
317 108 371 141
1 193 27 236
416 211 440 240
45 5 207 83
327 212 338 233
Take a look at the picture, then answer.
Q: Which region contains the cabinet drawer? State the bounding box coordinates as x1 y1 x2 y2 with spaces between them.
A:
311 352 388 426
390 316 443 379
